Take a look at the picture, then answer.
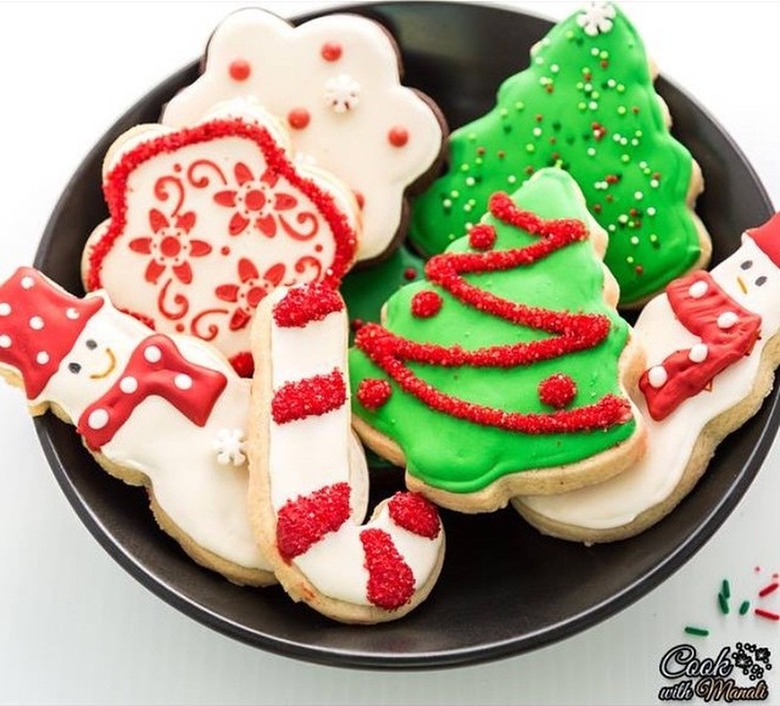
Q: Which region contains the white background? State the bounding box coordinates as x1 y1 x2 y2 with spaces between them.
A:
1 1 779 704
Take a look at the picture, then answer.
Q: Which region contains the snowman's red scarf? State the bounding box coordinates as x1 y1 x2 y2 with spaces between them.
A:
77 334 227 450
639 272 761 421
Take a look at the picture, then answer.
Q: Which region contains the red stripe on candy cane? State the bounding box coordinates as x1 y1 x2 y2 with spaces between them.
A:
276 482 351 562
360 528 416 610
272 282 344 328
271 368 347 424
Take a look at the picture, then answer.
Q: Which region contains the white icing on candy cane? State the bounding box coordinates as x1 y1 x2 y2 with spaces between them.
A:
251 283 444 620
520 227 780 533
0 268 273 582
162 8 445 262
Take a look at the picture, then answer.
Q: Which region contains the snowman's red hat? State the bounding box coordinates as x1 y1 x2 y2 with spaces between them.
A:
0 268 104 399
746 213 780 269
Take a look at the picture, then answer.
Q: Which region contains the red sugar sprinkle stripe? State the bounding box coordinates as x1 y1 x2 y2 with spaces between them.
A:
360 527 415 610
355 192 631 434
86 117 358 293
758 582 779 598
388 492 441 539
754 608 780 622
271 368 346 424
276 482 351 562
273 283 343 328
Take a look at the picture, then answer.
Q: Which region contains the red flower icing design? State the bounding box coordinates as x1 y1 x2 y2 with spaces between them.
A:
128 209 212 284
213 163 299 238
215 258 286 330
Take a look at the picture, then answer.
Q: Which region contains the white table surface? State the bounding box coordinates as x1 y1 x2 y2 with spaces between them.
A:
1 2 778 704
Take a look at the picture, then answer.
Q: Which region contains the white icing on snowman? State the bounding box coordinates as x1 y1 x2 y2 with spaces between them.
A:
161 8 444 262
520 232 780 532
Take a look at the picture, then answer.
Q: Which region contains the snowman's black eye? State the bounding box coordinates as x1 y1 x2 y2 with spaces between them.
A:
756 276 767 287
741 260 753 270
68 363 81 374
85 339 97 350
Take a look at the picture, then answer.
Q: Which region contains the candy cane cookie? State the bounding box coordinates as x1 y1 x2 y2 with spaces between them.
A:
247 283 445 623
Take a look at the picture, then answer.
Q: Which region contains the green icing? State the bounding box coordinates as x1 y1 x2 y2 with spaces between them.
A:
349 168 636 494
341 244 425 344
408 4 701 306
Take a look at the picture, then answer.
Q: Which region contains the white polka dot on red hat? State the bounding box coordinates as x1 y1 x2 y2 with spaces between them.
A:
29 316 44 330
174 374 193 390
119 376 138 394
718 311 738 329
66 308 80 320
647 365 667 388
0 303 11 316
20 276 34 290
144 345 162 363
688 281 708 299
88 408 109 430
36 351 50 365
0 335 11 348
688 343 708 363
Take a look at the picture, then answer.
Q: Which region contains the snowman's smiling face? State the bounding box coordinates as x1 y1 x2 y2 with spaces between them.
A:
712 235 780 336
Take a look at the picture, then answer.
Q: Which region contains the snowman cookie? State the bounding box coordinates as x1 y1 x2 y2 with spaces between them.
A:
82 100 360 376
0 267 274 585
161 7 446 263
248 283 445 623
516 214 780 541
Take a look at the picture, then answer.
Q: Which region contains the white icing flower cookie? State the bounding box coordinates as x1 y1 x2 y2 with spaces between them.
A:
161 8 447 263
247 283 445 623
0 267 274 585
515 214 780 542
82 101 360 376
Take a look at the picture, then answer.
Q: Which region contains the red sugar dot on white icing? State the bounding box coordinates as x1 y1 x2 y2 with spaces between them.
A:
144 345 162 363
88 408 109 430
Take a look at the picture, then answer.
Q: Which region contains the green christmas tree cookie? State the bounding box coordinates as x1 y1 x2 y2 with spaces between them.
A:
409 2 709 307
350 168 645 513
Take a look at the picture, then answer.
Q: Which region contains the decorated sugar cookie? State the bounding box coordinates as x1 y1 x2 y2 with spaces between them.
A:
161 7 446 263
82 101 359 376
248 283 444 623
350 168 645 513
409 2 709 307
515 214 780 541
0 267 274 585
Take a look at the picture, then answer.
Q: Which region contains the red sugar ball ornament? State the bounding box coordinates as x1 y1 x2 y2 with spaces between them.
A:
321 41 343 62
388 126 409 148
468 224 497 251
229 59 251 81
411 290 443 318
357 379 392 411
288 108 311 130
538 373 577 409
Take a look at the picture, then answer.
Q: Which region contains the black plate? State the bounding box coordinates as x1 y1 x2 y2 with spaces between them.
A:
33 1 776 669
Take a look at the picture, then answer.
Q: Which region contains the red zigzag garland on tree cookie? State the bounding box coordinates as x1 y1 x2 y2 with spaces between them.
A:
355 192 632 434
252 282 444 621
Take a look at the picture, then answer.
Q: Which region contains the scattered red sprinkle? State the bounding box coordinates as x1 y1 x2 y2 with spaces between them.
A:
632 106 640 114
403 267 418 281
388 492 441 539
758 582 779 598
545 85 554 94
635 265 644 275
476 146 486 156
388 126 409 148
600 60 609 69
320 41 342 62
229 59 251 81
220 246 230 256
287 108 311 130
538 373 577 409
535 114 543 122
468 223 497 251
272 283 343 328
350 318 365 333
411 290 443 318
361 528 415 610
271 368 346 424
593 204 602 213
354 192 632 435
605 174 620 184
276 482 350 561
497 150 506 159
525 166 535 175
175 323 185 332
754 608 780 622
357 378 392 411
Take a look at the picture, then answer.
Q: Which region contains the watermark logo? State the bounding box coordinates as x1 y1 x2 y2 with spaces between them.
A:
658 642 771 702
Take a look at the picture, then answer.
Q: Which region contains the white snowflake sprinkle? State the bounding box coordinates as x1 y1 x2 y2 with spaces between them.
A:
577 2 616 37
324 74 361 113
213 428 247 467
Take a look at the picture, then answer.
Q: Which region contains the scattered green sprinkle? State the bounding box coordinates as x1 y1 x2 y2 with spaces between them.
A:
718 593 730 615
684 626 709 637
721 580 731 599
739 600 750 615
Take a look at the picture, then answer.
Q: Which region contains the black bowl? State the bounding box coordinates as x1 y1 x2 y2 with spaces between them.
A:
33 1 775 669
